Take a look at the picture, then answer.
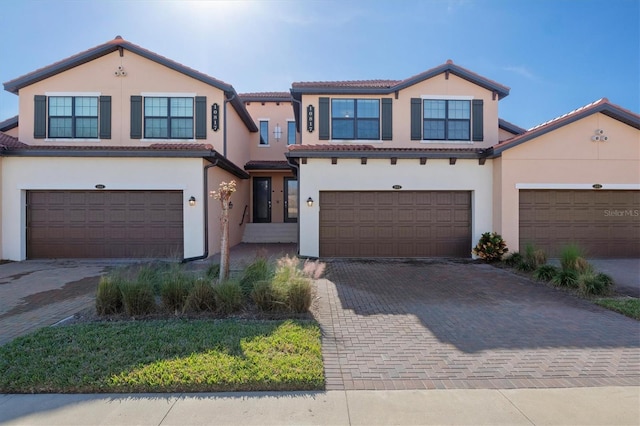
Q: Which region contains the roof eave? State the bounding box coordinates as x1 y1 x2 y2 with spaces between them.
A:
286 150 486 160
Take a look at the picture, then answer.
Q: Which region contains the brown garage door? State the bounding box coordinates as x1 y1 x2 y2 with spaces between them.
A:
27 190 184 259
519 190 640 258
319 191 471 257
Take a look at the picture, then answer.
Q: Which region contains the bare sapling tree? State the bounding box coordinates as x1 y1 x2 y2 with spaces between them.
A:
211 180 236 281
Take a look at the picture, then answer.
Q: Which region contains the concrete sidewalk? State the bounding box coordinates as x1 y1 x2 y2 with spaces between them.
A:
1 387 638 425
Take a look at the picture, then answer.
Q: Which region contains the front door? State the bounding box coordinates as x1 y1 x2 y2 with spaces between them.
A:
284 177 298 223
253 177 271 223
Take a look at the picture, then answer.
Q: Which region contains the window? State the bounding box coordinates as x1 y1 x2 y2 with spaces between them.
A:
287 121 296 145
423 99 470 141
144 97 193 139
331 99 380 140
48 96 98 138
259 121 269 145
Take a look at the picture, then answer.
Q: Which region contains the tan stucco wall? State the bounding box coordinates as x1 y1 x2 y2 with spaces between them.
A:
499 127 518 142
298 157 494 257
245 101 297 162
1 156 205 261
300 73 500 149
496 113 640 251
17 49 229 149
3 127 18 138
224 101 253 169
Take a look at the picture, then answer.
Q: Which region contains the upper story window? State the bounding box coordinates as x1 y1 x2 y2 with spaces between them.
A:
287 121 296 145
48 96 98 138
259 120 269 145
423 99 470 141
144 97 193 139
331 99 380 140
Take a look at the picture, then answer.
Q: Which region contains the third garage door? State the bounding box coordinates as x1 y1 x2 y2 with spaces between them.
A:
319 191 471 257
27 190 184 259
519 190 640 258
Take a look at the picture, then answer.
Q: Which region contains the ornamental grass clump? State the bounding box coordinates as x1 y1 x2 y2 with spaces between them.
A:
559 244 592 274
119 278 156 317
578 271 613 297
184 279 216 313
96 275 123 315
472 232 508 262
534 264 559 282
240 257 273 296
214 280 243 315
516 244 547 272
160 268 196 313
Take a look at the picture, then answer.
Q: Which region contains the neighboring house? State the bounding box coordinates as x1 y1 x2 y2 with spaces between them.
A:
1 37 638 261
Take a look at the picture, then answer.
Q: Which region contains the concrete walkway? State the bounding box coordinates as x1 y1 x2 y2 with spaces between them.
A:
1 387 638 425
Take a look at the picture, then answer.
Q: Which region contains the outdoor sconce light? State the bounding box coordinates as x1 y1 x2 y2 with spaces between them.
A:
306 197 314 207
274 124 282 142
188 196 196 206
229 201 234 210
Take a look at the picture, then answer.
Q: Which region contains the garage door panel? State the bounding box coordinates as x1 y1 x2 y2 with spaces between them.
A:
27 190 184 259
519 190 640 258
320 191 471 257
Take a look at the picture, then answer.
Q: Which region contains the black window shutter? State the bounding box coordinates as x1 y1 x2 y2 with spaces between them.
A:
319 97 330 140
472 99 484 141
130 96 142 139
99 96 111 139
410 98 422 140
381 98 393 140
34 95 46 139
195 96 207 139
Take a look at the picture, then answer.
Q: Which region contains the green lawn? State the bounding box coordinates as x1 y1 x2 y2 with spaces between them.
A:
595 298 640 320
0 319 323 393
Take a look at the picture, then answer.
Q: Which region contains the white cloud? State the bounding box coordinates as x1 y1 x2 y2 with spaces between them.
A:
503 65 537 80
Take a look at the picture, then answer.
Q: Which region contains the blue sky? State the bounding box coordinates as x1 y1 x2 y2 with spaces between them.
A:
1 0 638 130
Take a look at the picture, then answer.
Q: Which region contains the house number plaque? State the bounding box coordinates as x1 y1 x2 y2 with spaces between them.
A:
212 103 220 131
307 105 315 133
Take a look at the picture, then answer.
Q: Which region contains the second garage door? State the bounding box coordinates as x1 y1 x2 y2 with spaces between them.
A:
27 190 184 259
319 191 471 257
519 190 640 258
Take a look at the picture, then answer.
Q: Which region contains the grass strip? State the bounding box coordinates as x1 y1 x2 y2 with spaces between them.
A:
595 298 640 320
0 319 323 393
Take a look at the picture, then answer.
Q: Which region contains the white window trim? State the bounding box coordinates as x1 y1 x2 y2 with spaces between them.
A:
516 183 640 190
420 96 473 142
45 92 102 140
258 118 270 147
140 93 197 141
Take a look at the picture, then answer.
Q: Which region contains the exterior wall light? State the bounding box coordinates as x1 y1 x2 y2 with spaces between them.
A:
306 197 314 207
188 196 196 206
274 124 282 142
229 201 234 209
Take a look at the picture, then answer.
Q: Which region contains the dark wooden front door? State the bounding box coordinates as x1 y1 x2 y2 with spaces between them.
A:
253 177 271 223
284 177 298 223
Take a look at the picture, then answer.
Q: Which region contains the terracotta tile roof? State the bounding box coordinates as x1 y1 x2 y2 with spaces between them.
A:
292 80 400 89
491 98 640 156
244 160 291 170
239 92 292 101
0 133 27 150
2 142 214 152
287 144 485 153
291 60 510 99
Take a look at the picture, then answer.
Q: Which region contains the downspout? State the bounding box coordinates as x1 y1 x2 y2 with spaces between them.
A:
223 92 235 158
286 156 301 257
182 159 219 263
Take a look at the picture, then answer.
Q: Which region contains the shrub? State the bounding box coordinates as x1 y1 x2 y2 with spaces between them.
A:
472 232 508 262
286 276 313 313
251 280 282 312
135 263 164 294
534 265 559 282
240 257 273 296
578 272 613 297
95 275 123 315
214 280 243 315
559 244 591 273
184 279 216 313
516 244 547 272
552 269 579 288
504 252 523 267
120 278 156 316
160 269 196 313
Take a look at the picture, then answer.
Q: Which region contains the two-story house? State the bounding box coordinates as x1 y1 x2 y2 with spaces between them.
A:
1 37 638 261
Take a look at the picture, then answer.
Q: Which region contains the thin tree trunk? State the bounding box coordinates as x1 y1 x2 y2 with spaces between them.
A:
219 200 230 281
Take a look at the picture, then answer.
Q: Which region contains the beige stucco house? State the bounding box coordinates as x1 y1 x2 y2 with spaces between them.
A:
1 37 638 261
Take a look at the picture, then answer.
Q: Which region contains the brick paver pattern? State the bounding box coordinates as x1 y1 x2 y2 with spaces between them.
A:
315 259 640 391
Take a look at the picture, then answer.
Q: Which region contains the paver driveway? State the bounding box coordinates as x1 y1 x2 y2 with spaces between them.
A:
314 259 640 391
